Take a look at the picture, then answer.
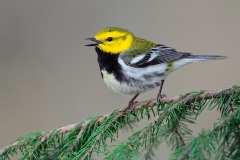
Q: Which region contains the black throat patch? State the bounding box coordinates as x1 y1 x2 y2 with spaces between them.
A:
95 47 125 82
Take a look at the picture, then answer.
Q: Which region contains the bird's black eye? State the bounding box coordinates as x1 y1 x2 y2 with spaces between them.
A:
106 37 113 41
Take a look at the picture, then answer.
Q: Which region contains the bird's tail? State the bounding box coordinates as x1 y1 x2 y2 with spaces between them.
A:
187 55 227 61
172 54 227 71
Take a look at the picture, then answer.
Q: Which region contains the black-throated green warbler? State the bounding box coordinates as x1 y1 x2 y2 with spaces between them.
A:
85 27 226 111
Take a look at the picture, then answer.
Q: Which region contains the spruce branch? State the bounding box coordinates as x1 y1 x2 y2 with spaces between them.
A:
0 85 239 160
200 136 205 160
104 93 195 159
170 103 240 160
104 86 239 159
175 128 186 146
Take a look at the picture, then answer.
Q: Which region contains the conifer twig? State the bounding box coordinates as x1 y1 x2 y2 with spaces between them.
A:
173 106 240 160
200 136 205 160
133 88 236 111
134 94 193 143
175 128 185 146
0 86 238 157
211 110 237 132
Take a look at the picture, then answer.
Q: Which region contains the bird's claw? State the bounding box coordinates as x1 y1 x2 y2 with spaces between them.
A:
157 94 166 104
123 101 138 116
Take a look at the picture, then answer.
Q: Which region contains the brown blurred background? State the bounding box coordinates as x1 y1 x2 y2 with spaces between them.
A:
0 1 239 159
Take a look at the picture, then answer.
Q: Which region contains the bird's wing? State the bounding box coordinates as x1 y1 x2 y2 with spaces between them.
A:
123 44 191 68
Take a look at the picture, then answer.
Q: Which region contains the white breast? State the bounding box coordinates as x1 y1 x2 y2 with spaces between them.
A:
101 70 146 95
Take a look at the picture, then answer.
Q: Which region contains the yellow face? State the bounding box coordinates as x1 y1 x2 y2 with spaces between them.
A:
94 27 134 54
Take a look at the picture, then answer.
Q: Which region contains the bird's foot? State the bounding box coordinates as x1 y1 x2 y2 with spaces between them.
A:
157 94 166 104
123 101 138 115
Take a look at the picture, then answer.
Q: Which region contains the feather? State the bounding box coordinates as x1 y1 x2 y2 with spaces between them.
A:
123 44 190 68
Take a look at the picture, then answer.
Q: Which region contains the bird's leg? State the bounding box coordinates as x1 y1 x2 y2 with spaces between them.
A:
157 80 165 103
124 93 139 115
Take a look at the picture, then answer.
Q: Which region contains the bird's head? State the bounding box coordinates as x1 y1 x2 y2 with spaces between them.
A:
85 27 134 54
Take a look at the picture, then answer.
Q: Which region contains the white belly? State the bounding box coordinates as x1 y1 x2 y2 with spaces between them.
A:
101 68 165 95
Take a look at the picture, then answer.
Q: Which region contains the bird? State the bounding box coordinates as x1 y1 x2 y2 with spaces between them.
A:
85 27 226 112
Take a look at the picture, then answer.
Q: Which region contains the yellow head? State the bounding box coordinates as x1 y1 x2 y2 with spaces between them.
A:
86 27 134 54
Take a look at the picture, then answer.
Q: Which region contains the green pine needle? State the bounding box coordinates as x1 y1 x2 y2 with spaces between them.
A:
0 86 239 160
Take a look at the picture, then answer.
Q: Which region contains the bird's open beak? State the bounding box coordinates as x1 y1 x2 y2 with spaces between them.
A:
85 38 103 46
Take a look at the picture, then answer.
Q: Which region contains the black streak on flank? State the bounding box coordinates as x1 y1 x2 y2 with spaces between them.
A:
143 72 165 79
